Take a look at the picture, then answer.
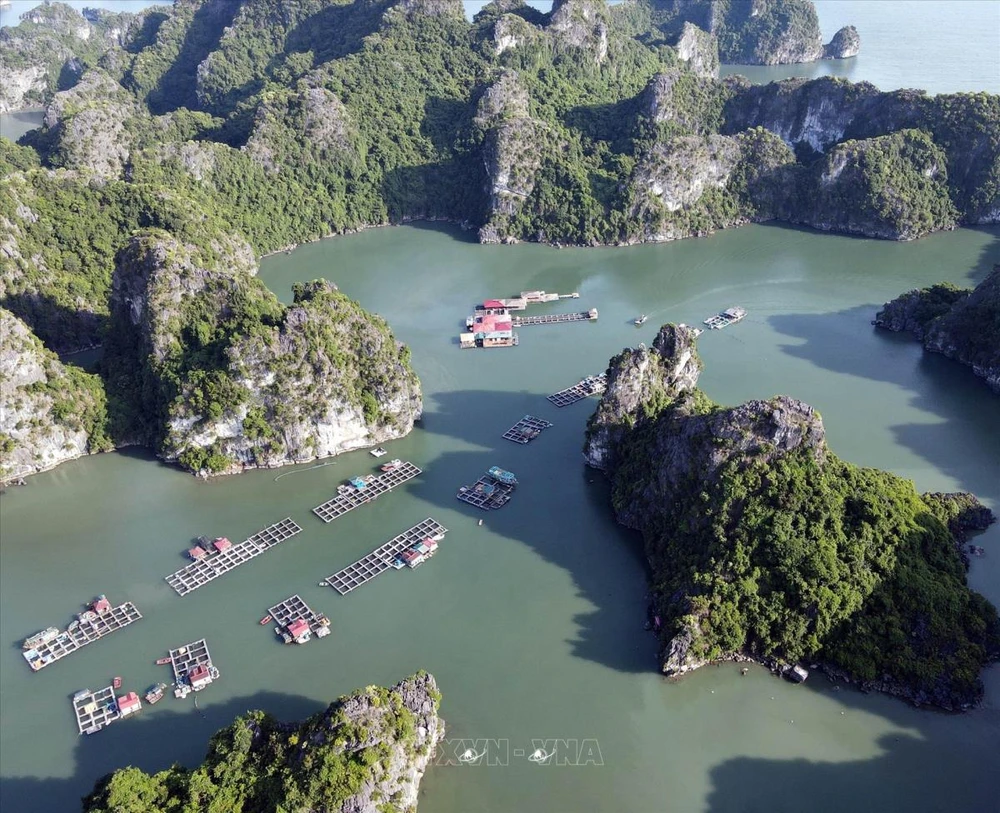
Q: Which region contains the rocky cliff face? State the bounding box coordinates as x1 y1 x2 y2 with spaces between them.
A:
83 672 445 813
105 229 421 475
0 308 110 481
0 2 141 113
673 21 719 79
584 323 702 471
791 129 957 240
586 323 1000 708
548 0 610 63
876 266 1000 394
824 25 860 59
38 68 139 179
643 0 847 65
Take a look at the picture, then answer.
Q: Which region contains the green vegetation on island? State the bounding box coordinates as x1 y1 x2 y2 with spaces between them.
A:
0 0 997 476
585 324 999 709
875 265 1000 393
83 672 443 813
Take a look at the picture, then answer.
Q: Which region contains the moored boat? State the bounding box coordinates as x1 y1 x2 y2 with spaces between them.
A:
113 676 122 689
155 656 171 665
145 683 166 704
380 458 403 472
23 627 60 651
259 614 272 625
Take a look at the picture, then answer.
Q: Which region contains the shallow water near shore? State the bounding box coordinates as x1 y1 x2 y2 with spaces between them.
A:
1 221 998 813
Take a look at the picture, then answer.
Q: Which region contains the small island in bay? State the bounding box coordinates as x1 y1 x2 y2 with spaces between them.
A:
875 264 1000 393
82 672 443 813
584 324 999 710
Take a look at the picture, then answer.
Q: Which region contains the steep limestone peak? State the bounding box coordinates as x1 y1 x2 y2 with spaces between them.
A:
824 25 860 59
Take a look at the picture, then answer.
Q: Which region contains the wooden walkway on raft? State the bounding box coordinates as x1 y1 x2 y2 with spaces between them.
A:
269 595 330 637
502 415 553 444
547 373 607 407
73 686 119 735
23 602 142 672
312 461 422 523
512 310 597 327
168 638 213 683
322 518 448 596
165 518 302 597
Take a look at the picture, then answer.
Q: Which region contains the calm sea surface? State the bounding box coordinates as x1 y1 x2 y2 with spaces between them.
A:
1 222 998 813
2 2 1000 813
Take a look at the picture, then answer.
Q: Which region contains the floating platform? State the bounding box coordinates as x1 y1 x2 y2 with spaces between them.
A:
323 518 448 596
547 373 608 408
512 309 598 327
165 518 302 596
167 638 218 694
23 600 142 672
312 461 421 523
457 468 517 511
268 594 330 641
703 306 747 330
492 291 580 310
72 686 118 735
502 415 553 444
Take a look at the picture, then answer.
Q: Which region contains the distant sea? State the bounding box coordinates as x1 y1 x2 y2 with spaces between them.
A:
1 0 998 95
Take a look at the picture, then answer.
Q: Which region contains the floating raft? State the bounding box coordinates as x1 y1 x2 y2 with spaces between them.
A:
512 308 598 327
312 461 421 523
456 468 517 511
323 518 448 596
269 594 330 640
73 686 118 735
23 602 142 672
703 306 747 330
165 518 302 596
547 373 607 408
502 415 553 444
168 638 213 684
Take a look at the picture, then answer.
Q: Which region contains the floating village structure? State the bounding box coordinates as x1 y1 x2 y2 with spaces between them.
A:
22 595 142 672
460 291 596 349
457 466 518 510
312 460 421 523
547 373 608 407
165 638 219 698
268 594 331 644
323 518 448 595
502 415 553 444
703 306 747 330
165 518 302 596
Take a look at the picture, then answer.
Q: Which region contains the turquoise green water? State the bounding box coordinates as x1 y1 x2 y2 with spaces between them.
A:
2 221 998 812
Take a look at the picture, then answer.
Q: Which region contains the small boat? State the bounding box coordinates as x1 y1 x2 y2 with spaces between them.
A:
145 683 166 704
370 447 388 458
113 676 122 689
380 458 403 472
634 314 648 326
23 627 60 651
259 614 272 625
73 689 92 702
155 657 171 665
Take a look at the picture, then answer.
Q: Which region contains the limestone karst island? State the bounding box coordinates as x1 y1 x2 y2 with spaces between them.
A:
0 1 997 812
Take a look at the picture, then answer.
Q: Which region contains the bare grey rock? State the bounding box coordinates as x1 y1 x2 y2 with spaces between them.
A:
548 0 610 63
674 21 719 79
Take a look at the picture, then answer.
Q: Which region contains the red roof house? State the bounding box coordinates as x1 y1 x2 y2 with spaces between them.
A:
188 665 212 689
187 545 207 560
92 596 112 614
288 618 310 637
482 299 506 309
117 691 141 716
212 537 232 553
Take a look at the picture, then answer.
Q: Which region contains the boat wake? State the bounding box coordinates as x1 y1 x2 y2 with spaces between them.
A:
274 461 337 482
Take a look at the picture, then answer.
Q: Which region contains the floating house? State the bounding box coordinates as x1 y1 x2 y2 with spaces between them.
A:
187 545 207 561
91 595 111 614
287 618 312 644
212 537 232 553
116 692 141 717
188 664 214 690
